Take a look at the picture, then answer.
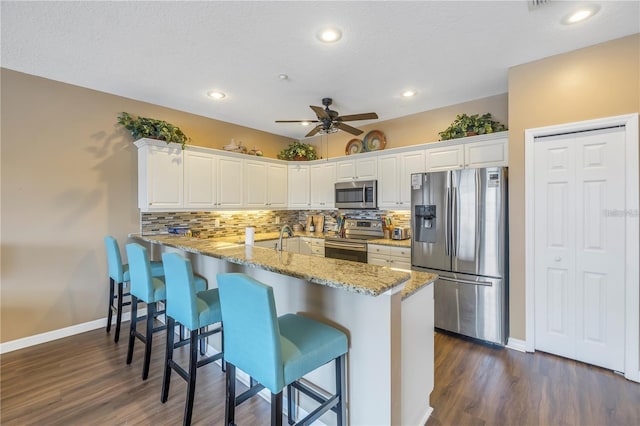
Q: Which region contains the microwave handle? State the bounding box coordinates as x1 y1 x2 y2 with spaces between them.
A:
362 185 366 204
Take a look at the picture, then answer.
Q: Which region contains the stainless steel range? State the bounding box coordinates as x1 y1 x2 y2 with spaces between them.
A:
324 219 383 263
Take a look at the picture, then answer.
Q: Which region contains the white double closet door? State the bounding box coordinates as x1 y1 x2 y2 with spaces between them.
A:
534 127 626 371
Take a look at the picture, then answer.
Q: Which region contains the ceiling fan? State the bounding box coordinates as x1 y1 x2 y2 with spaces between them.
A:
276 98 378 138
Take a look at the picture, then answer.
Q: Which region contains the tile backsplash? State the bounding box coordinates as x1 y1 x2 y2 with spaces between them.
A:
141 209 411 237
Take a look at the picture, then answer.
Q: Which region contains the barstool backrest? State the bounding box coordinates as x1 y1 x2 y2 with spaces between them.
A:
104 236 125 282
162 252 201 330
217 273 284 394
126 243 157 303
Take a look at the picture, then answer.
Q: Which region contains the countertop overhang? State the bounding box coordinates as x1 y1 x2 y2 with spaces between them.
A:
131 233 435 298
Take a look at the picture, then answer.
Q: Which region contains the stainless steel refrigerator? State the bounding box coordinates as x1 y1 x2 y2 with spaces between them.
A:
411 167 508 345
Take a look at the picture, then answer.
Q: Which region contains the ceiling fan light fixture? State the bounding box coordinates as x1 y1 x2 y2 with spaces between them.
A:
402 90 417 98
317 27 342 43
207 90 226 100
562 5 599 24
301 121 311 126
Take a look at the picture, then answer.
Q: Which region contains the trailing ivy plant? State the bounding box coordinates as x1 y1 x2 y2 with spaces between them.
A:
117 112 192 149
277 140 318 160
438 113 507 141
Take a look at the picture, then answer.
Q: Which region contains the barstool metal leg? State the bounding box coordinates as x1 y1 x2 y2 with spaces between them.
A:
142 302 156 380
287 385 296 425
225 363 237 426
336 354 347 426
271 392 283 426
184 329 199 426
107 278 115 333
161 316 176 403
126 295 138 365
115 281 125 343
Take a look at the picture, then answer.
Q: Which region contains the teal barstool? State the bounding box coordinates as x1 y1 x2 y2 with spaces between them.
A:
104 236 164 343
125 243 207 380
160 252 224 426
216 273 348 426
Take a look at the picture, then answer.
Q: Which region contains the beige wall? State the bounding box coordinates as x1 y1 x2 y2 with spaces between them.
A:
307 94 508 159
507 34 640 340
0 69 292 342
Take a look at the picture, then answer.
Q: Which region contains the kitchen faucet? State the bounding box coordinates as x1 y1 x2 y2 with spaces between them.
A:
278 224 294 251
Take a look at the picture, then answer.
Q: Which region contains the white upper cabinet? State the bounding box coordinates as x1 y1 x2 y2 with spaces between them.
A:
425 135 508 171
335 157 378 182
216 155 244 208
136 139 184 211
464 137 508 168
244 160 287 208
310 162 336 209
288 164 310 209
377 150 426 209
425 145 465 171
184 147 216 209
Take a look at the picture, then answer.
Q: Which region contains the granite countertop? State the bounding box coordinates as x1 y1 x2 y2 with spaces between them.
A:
131 233 436 298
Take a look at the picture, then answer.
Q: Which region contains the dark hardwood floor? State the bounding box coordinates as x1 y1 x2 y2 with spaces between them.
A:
2 326 639 425
427 331 640 426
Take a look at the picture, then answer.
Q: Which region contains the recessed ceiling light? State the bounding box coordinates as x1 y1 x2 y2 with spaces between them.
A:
317 27 342 43
562 5 599 24
279 74 289 80
402 90 417 98
207 90 226 100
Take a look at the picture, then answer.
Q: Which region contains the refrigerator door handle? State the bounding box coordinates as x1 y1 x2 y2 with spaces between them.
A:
439 276 493 287
444 186 451 256
452 186 458 257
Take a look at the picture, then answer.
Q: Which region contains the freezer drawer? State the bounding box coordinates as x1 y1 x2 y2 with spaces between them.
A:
432 272 507 345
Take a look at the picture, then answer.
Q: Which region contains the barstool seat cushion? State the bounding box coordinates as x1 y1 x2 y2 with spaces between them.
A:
196 289 222 328
122 260 164 283
279 313 348 388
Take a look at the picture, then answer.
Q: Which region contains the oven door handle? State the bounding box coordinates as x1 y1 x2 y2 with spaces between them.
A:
325 241 367 252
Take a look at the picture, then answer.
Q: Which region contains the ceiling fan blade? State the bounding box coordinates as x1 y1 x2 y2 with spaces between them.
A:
335 122 363 136
275 120 319 123
310 105 330 120
337 112 379 121
305 126 322 137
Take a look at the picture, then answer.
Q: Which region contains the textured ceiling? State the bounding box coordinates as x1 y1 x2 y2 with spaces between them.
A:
2 1 638 139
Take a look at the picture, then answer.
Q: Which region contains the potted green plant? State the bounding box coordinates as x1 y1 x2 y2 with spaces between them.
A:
117 112 192 149
438 113 507 141
277 140 318 161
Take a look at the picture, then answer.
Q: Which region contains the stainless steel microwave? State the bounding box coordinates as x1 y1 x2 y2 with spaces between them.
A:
334 180 377 209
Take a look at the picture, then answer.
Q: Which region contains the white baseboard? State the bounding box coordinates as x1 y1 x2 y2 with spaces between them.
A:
0 309 147 354
506 337 527 352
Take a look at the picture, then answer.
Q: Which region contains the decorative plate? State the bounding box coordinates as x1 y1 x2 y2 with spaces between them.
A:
363 130 386 152
345 138 363 155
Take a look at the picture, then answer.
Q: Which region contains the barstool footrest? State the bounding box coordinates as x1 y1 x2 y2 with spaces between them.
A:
236 382 265 405
289 381 340 415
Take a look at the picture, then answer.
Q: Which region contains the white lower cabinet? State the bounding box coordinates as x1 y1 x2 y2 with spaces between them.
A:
300 237 325 257
368 244 411 270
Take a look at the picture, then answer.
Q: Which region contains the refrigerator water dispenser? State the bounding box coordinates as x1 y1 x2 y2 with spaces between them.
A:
414 205 437 243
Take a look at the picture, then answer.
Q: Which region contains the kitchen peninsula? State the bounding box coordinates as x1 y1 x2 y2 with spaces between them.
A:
132 233 437 426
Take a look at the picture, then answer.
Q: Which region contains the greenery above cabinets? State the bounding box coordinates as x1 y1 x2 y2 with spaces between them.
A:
118 112 191 148
438 113 506 141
